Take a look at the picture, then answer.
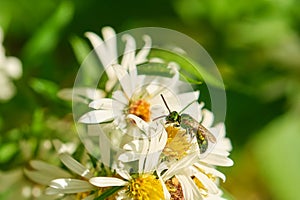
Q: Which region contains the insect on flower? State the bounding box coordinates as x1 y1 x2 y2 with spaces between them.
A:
156 94 217 155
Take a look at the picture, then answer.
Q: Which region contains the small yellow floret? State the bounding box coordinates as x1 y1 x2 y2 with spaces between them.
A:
127 174 164 200
128 100 151 122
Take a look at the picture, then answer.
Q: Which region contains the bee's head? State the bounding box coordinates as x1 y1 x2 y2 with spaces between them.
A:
166 111 181 123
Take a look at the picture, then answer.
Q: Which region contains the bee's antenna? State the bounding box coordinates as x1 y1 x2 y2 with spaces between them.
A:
152 115 167 121
160 94 171 113
179 99 198 114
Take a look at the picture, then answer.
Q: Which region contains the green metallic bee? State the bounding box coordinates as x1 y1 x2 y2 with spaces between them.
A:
159 94 217 154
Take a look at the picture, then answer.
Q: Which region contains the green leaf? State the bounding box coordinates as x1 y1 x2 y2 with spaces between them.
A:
29 78 59 100
0 143 18 163
94 186 123 200
22 0 74 64
70 35 105 87
221 187 236 200
137 62 173 77
31 109 45 135
0 116 3 131
253 112 300 200
137 62 202 84
148 49 224 88
70 35 93 65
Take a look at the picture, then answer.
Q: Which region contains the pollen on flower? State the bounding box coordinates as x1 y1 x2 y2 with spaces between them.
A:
165 177 184 200
194 166 217 183
163 125 192 160
127 174 164 200
128 99 151 122
193 176 209 197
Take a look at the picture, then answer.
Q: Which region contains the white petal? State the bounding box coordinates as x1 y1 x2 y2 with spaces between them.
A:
123 139 145 152
98 130 112 167
89 98 113 109
46 179 94 194
167 62 180 88
210 147 230 157
158 174 171 200
4 57 22 79
29 160 71 178
214 122 226 139
138 154 147 174
144 132 161 170
157 170 171 200
59 153 93 179
24 167 71 186
218 137 233 152
85 31 117 91
102 26 117 65
78 110 114 124
143 151 161 173
115 169 131 180
135 35 151 64
0 74 15 100
193 170 219 194
201 109 214 128
113 64 133 98
121 34 136 70
112 90 128 105
53 140 77 154
177 91 200 105
150 104 166 120
163 153 198 180
118 151 143 163
201 154 234 167
127 114 149 133
89 177 127 187
57 88 105 103
149 57 165 63
177 91 200 120
193 163 226 182
176 175 202 200
128 61 138 91
85 32 111 67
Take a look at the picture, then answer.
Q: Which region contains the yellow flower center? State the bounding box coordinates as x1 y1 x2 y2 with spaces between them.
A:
128 100 151 122
127 174 164 200
163 125 192 160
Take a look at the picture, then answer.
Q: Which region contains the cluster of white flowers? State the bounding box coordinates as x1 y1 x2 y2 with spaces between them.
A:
26 27 233 200
0 27 22 101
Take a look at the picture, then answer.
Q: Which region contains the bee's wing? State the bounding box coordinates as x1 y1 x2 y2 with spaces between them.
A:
197 124 217 143
181 114 218 156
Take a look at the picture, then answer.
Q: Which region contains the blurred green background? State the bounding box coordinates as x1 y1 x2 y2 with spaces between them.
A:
0 0 300 199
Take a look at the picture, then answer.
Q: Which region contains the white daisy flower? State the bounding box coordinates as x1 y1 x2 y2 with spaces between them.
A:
90 121 169 200
78 31 199 135
85 26 151 92
0 27 22 101
122 97 233 199
162 104 233 200
25 140 97 200
57 26 149 105
117 114 168 171
25 121 169 200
